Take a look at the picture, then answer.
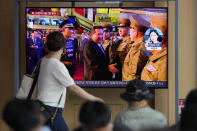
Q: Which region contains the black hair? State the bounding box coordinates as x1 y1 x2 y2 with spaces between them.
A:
113 123 133 131
79 101 111 130
46 31 65 52
149 29 163 43
3 99 41 131
91 26 103 36
185 89 197 107
180 103 197 130
126 79 152 101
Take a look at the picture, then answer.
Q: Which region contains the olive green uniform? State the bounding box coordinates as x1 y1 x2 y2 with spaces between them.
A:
122 37 149 81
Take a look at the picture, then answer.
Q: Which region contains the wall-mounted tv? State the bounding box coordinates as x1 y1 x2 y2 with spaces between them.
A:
26 7 168 88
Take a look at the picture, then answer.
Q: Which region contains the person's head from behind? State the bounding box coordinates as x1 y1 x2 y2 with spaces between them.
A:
179 89 197 131
120 79 154 108
91 26 104 44
184 89 197 107
180 103 197 131
79 101 112 131
3 99 42 131
45 31 65 54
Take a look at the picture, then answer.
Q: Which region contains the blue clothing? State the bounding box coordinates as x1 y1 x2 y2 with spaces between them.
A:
26 38 33 74
32 38 44 54
61 38 77 77
63 38 76 63
29 37 44 74
47 105 69 131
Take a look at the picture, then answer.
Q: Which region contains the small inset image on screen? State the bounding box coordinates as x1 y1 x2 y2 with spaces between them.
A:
39 18 50 25
51 19 62 26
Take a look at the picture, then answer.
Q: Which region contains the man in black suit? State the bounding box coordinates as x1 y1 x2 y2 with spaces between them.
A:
30 30 43 74
83 26 119 80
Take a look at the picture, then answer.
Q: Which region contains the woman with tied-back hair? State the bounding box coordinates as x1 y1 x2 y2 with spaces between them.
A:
37 31 103 131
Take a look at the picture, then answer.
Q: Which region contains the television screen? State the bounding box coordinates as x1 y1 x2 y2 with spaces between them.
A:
26 7 167 88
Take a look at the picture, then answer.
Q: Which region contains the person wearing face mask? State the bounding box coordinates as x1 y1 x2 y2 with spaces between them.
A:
122 15 149 81
141 15 167 81
83 25 119 80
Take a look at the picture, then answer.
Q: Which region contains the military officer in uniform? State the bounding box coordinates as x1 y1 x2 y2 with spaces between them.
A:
101 24 116 64
141 15 167 81
59 18 78 77
113 18 133 80
122 15 149 81
101 24 112 51
117 18 133 65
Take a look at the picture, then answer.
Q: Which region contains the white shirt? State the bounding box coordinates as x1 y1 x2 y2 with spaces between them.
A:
37 57 75 108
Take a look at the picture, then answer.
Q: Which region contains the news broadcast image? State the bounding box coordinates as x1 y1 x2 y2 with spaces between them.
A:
26 8 167 88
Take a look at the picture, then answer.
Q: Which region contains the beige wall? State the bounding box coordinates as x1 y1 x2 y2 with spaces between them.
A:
168 1 176 125
64 89 127 129
154 1 176 125
179 0 196 99
0 0 15 130
0 0 196 130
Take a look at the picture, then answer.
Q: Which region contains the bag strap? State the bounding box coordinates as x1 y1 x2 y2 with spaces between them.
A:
27 60 42 101
51 93 63 120
27 59 63 120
